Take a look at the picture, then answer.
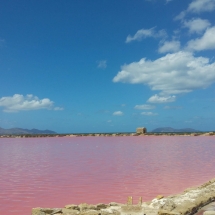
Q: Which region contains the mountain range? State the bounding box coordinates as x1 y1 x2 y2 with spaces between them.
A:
151 127 200 133
0 127 56 135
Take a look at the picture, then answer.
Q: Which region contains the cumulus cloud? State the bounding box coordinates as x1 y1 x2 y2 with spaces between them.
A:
158 40 181 53
113 51 215 96
186 26 215 51
97 60 107 69
175 0 215 21
147 95 176 103
141 112 158 116
187 0 215 13
183 18 211 34
126 28 167 43
113 111 123 116
134 104 155 110
0 94 63 112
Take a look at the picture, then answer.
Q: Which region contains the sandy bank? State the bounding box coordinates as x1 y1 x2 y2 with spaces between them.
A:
32 178 215 215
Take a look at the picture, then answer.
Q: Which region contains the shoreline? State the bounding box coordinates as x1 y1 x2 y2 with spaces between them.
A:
1 131 215 138
32 178 215 215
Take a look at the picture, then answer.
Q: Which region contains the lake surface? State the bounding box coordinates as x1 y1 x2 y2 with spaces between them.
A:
0 136 215 215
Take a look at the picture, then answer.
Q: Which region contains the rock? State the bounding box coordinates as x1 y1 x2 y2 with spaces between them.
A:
96 203 108 210
65 204 79 210
109 202 121 206
161 199 176 211
172 202 197 215
158 209 180 215
32 208 45 215
41 208 54 214
80 209 100 215
157 195 164 200
79 203 96 212
121 205 142 212
62 208 79 214
51 209 62 214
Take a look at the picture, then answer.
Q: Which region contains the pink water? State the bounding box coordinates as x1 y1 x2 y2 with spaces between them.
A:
0 136 215 215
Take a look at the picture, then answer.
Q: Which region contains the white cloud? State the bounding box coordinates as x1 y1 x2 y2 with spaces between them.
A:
141 112 158 116
97 60 107 69
134 104 155 110
186 26 215 51
188 0 215 13
158 40 181 53
183 18 211 34
113 51 215 96
126 28 167 43
0 94 63 112
175 0 215 21
113 111 123 116
174 11 186 21
147 95 176 103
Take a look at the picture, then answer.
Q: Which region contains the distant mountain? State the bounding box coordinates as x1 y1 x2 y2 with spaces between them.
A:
0 127 56 135
151 127 200 133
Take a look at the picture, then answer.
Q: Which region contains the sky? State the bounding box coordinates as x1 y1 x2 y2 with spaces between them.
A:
0 0 215 133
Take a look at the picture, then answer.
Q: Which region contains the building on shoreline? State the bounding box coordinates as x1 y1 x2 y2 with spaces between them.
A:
136 127 147 134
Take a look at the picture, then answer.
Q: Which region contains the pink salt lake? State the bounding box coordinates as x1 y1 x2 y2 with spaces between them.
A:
0 136 215 215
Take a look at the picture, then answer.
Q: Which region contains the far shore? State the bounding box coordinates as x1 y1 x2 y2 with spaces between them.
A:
1 131 215 138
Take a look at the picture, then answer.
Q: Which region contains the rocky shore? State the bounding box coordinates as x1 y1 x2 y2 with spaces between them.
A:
32 178 215 215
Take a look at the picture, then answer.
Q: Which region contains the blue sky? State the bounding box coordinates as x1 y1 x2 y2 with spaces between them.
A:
0 0 215 133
